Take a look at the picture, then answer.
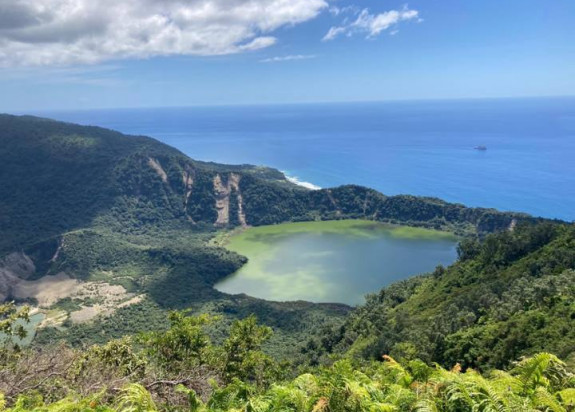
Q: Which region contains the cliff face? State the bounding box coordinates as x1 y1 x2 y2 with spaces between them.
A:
213 173 247 227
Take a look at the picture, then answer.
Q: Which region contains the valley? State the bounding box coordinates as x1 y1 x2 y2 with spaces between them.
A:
1 2 573 407
0 114 573 410
0 113 532 352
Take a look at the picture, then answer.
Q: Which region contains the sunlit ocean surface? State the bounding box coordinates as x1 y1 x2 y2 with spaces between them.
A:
36 97 575 221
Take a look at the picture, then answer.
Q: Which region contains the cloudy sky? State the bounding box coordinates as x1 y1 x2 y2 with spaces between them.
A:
0 0 573 111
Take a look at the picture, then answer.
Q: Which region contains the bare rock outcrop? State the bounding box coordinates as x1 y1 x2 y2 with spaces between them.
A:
12 272 79 307
214 174 231 226
148 157 168 183
213 173 247 227
0 252 36 301
182 167 195 222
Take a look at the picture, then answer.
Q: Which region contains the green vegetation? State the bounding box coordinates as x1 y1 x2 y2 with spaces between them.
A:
223 220 456 261
225 220 458 245
0 114 573 410
0 303 30 353
0 114 539 354
0 114 536 255
302 222 575 371
0 309 574 411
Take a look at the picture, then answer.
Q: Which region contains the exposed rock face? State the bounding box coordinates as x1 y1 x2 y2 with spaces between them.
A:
0 252 36 301
214 174 231 226
213 173 247 227
0 270 20 302
236 190 247 227
230 173 247 227
148 157 168 183
1 252 35 279
0 254 81 307
182 167 195 222
49 239 63 263
0 253 143 322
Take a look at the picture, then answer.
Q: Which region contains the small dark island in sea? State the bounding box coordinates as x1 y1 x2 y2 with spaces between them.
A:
474 145 487 151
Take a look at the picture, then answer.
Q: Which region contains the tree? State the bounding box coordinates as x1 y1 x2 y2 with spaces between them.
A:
0 303 29 355
141 312 215 371
222 315 274 386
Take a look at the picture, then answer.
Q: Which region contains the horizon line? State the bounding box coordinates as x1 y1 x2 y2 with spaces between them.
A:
6 94 575 114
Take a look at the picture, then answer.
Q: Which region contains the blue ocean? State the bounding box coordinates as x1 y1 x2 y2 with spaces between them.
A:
36 97 575 221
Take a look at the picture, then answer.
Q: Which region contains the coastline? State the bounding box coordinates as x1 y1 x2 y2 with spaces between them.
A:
26 100 575 221
282 171 322 190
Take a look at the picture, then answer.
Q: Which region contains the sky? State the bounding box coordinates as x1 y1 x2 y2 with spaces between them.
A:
0 0 574 111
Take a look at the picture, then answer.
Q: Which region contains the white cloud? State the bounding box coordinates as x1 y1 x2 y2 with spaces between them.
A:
323 26 347 41
0 64 125 86
0 0 328 67
328 5 358 16
260 54 315 63
322 6 420 41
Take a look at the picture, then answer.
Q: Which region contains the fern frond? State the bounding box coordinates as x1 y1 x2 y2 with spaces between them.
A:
533 387 565 412
414 398 439 412
513 353 564 391
115 383 157 412
557 388 575 407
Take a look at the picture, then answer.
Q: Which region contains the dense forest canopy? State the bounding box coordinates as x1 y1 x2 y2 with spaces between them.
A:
1 305 574 411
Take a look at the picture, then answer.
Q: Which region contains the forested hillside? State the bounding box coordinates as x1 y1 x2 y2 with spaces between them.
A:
1 114 573 411
0 114 544 352
303 222 575 371
2 222 572 410
1 303 574 411
0 114 535 255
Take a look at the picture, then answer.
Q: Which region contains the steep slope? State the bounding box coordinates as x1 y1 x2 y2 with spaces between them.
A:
0 114 561 357
303 222 575 370
0 114 346 353
0 114 290 254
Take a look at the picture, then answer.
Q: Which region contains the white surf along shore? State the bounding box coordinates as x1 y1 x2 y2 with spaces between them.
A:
282 172 321 190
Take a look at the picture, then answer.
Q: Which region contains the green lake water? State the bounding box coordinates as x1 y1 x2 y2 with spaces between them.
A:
215 220 458 305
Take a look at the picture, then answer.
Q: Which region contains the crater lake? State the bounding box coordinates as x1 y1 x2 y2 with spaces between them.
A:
215 220 458 305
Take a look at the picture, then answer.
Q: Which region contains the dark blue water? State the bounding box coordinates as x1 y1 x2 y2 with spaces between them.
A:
34 97 575 221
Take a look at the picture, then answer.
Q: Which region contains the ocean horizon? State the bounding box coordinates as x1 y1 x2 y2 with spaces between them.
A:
28 96 575 221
